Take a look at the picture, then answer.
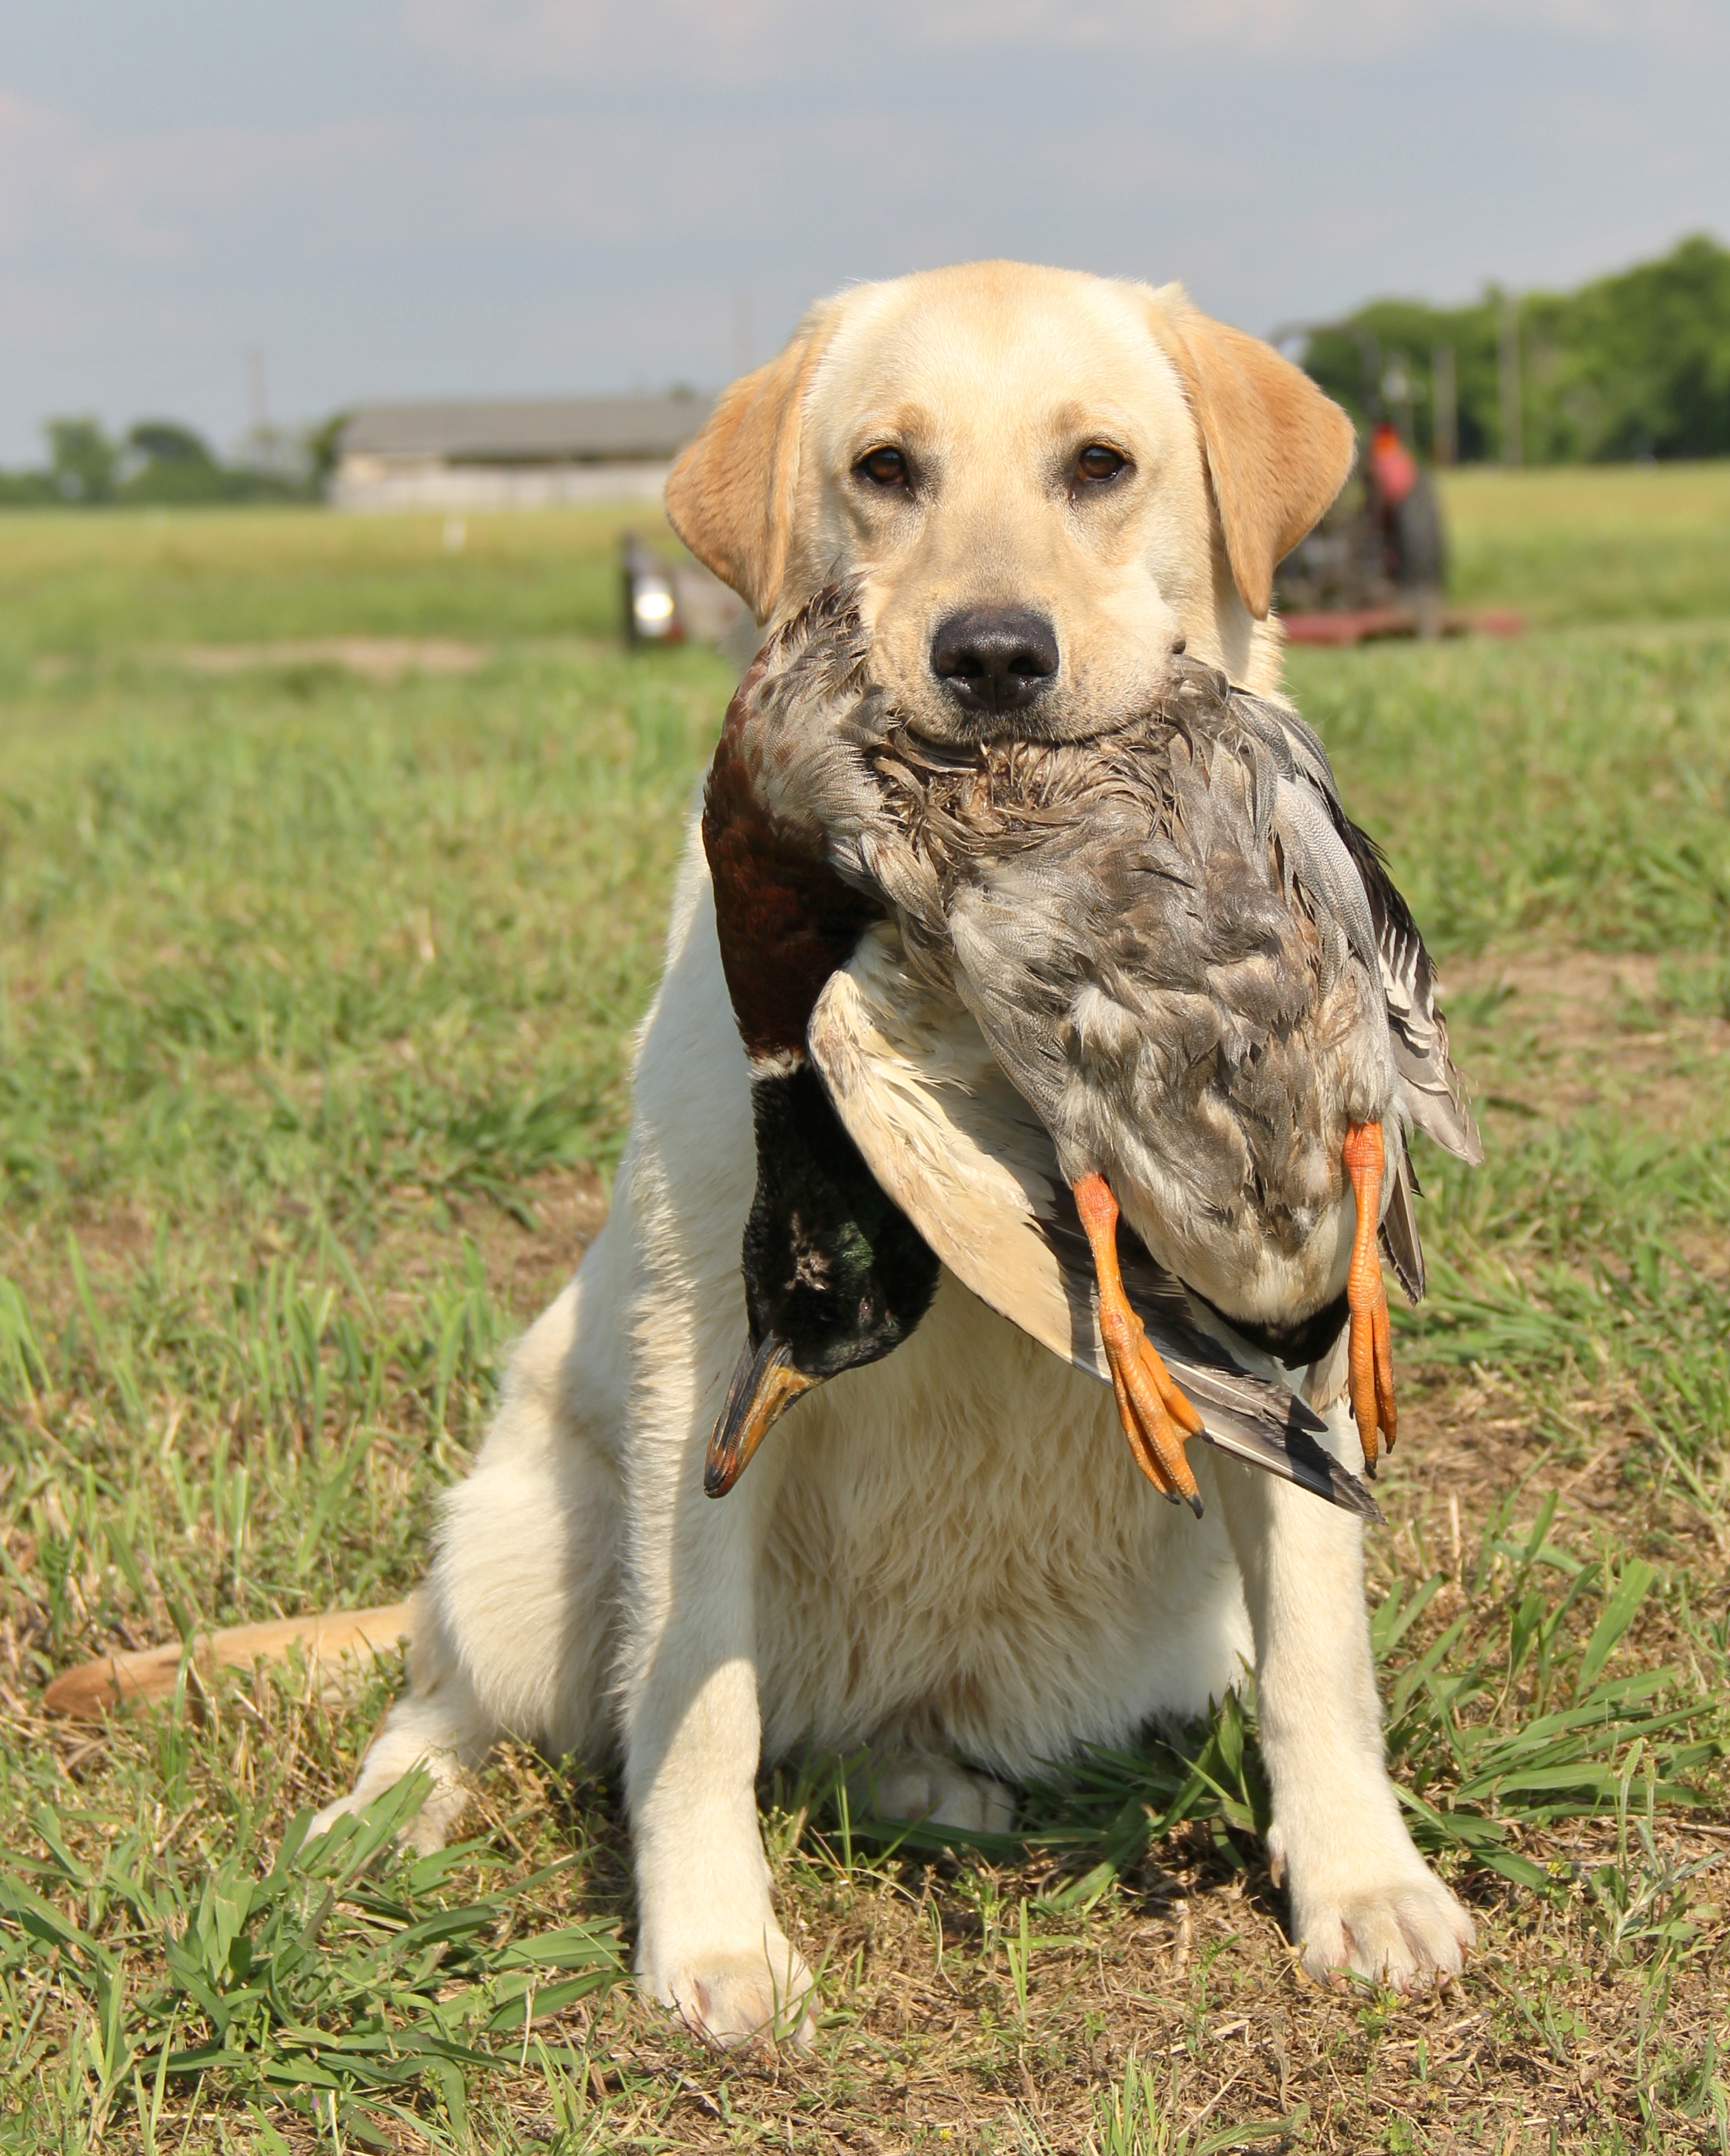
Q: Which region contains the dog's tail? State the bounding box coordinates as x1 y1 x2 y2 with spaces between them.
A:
43 1603 416 1720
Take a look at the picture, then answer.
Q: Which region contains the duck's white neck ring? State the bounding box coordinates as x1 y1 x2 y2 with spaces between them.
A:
747 1046 807 1081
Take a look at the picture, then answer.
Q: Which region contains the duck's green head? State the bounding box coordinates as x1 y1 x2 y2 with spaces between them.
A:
707 1064 940 1496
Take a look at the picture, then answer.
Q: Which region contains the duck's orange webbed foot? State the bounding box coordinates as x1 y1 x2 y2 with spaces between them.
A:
1072 1172 1205 1514
1343 1121 1396 1474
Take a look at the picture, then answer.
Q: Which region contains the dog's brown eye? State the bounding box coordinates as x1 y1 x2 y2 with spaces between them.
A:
855 446 909 489
1076 444 1128 484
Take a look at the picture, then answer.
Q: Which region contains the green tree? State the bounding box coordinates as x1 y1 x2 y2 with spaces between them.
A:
119 419 260 504
126 419 216 469
304 411 353 494
1302 233 1730 465
45 417 119 501
1523 234 1730 460
1300 302 1500 462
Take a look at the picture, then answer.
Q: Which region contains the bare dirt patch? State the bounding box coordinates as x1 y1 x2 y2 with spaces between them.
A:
1386 1366 1654 1547
1447 946 1730 1132
175 637 491 681
448 1163 609 1317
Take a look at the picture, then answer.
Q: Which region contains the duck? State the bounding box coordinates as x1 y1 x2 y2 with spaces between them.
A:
700 596 1390 1520
819 632 1484 1508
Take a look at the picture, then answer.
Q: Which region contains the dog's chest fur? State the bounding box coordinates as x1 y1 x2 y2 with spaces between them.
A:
751 1274 1253 1777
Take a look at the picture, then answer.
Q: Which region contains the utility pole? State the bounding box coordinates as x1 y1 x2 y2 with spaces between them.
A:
1497 296 1523 469
1382 351 1416 444
245 347 270 438
1431 344 1457 465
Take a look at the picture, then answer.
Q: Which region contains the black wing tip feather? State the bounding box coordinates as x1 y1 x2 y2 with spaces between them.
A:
1196 1419 1384 1522
1178 1364 1331 1443
1381 1136 1427 1305
1381 1224 1425 1306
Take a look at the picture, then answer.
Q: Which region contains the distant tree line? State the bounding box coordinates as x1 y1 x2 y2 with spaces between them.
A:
1301 233 1730 464
0 414 348 508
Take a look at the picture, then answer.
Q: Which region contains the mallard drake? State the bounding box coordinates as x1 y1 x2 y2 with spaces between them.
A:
700 597 1406 1520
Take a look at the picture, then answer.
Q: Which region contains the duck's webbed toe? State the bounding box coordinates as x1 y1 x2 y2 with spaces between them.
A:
1111 1331 1208 1512
1072 1172 1205 1512
1343 1121 1398 1472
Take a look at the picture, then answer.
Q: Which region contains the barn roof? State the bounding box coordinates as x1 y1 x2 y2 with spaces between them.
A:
339 393 712 464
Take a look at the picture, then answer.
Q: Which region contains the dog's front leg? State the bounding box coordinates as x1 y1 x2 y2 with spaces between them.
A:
621 1431 813 2049
1213 1411 1475 1989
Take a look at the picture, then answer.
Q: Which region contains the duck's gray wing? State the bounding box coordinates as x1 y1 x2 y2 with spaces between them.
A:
1336 819 1484 1171
1224 678 1483 1173
1215 683 1480 1312
808 929 1380 1519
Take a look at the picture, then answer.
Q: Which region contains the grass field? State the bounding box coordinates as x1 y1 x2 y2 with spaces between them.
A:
1 470 1729 2153
1441 464 1730 627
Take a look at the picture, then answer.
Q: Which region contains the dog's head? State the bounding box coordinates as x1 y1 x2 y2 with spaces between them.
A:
666 260 1353 742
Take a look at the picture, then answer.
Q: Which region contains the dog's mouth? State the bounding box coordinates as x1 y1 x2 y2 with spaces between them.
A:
882 651 1185 757
896 696 1150 753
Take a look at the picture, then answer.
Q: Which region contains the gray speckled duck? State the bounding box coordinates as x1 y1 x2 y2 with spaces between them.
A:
708 586 1481 1512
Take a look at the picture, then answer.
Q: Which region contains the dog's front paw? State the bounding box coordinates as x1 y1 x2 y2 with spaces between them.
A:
306 1745 474 1857
1277 1828 1474 1990
646 1933 816 2050
855 1751 1016 1834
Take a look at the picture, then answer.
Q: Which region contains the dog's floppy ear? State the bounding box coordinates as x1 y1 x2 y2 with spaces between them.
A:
1146 285 1356 620
664 301 839 621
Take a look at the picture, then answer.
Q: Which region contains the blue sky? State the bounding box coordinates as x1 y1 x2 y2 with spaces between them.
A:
3 0 1726 461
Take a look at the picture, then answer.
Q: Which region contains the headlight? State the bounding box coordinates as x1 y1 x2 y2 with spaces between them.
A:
622 535 686 644
631 580 677 632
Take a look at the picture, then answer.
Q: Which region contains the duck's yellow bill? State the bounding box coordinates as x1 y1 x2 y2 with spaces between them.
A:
706 1332 819 1498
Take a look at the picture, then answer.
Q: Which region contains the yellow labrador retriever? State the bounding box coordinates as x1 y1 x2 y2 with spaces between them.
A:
311 261 1475 2042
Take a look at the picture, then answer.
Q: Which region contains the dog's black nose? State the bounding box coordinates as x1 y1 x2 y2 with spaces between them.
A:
930 607 1060 717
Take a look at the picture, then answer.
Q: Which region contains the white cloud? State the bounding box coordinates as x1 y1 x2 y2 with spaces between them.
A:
397 0 1726 78
0 94 425 267
399 0 782 80
0 92 187 260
